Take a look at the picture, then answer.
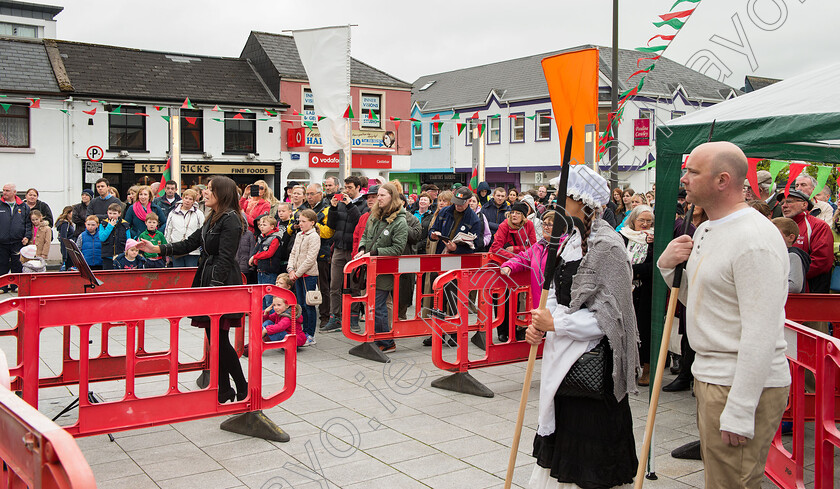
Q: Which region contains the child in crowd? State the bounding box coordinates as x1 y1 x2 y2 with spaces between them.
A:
30 210 52 261
54 206 75 271
244 272 299 357
113 239 147 270
76 215 103 270
20 244 46 273
262 295 306 348
236 211 257 283
772 217 810 293
99 202 131 270
250 215 284 308
138 214 167 268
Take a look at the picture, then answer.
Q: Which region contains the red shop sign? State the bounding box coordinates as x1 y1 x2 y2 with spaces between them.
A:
287 127 306 148
634 119 650 147
308 153 392 169
309 153 340 168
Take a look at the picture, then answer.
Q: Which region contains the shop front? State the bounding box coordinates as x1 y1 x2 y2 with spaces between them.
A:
420 172 468 191
84 160 282 199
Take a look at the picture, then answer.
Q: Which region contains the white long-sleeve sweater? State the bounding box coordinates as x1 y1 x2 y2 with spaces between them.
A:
658 207 791 439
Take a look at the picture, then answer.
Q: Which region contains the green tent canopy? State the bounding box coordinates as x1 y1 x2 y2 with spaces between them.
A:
651 62 840 375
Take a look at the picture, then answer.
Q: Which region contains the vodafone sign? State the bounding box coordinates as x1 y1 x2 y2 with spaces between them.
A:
308 153 392 169
309 153 340 168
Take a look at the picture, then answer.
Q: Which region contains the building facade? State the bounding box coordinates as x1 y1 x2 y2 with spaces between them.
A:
410 46 740 192
0 0 61 39
242 32 413 195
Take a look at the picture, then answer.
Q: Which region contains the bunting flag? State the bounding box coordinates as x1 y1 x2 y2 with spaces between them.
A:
59 109 68 114
28 98 40 108
451 113 460 120
767 160 788 192
111 105 122 114
413 121 421 131
154 106 163 111
648 34 675 45
212 118 224 123
291 109 299 116
83 108 97 115
628 64 655 81
457 123 465 135
659 8 695 20
433 121 441 132
636 55 661 67
233 113 244 120
636 45 668 53
157 158 171 196
526 115 536 121
785 162 809 197
478 123 485 137
239 108 252 113
812 165 832 199
653 18 685 28
161 115 170 122
0 103 10 112
469 164 479 192
318 116 326 121
136 113 150 117
185 116 197 125
282 119 294 124
640 159 657 170
264 108 277 116
508 114 518 118
489 114 501 118
211 104 220 112
746 158 762 198
344 105 354 119
394 119 401 130
431 114 440 120
671 0 701 9
470 112 479 119
304 120 314 130
181 97 195 110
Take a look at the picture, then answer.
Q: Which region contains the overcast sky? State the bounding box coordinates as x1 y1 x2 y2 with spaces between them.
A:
54 0 837 89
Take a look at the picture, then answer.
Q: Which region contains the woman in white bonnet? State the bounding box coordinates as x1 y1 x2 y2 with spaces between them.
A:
526 165 641 488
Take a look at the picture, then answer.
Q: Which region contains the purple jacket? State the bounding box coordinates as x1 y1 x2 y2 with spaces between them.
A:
502 237 566 309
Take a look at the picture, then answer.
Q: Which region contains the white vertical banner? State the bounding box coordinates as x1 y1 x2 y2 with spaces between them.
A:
293 26 351 157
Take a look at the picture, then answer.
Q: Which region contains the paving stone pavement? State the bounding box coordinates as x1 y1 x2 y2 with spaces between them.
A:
0 302 832 489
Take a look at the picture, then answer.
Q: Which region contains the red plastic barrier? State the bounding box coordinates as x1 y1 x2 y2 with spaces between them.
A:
0 382 96 489
429 266 544 372
765 319 840 489
0 284 297 438
0 269 247 391
341 253 498 343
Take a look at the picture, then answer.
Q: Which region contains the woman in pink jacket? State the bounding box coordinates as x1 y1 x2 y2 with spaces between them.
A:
489 201 537 260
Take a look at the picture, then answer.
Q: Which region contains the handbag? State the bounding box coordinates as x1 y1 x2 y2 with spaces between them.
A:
556 338 609 400
305 280 322 306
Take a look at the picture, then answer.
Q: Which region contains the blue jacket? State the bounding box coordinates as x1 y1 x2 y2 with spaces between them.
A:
99 220 132 259
0 196 32 244
429 204 481 254
480 199 510 238
113 253 146 270
76 229 102 266
124 203 167 239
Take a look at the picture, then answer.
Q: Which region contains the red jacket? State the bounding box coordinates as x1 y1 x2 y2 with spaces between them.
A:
263 309 306 347
489 219 537 260
791 211 833 278
352 212 370 256
239 196 271 232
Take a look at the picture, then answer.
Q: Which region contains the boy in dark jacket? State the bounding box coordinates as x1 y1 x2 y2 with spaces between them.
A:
137 214 167 268
98 203 131 270
481 187 510 246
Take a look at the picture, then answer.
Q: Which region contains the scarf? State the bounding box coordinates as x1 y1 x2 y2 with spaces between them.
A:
620 227 653 265
568 218 641 402
132 201 152 221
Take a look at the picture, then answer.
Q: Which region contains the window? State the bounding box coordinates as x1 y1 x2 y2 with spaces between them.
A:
598 107 611 131
671 111 685 120
109 105 147 150
302 88 316 123
287 169 311 187
466 119 477 146
487 117 501 144
0 22 37 38
360 93 382 129
412 122 422 149
510 113 525 143
224 112 256 153
180 109 203 152
0 104 29 147
536 112 552 141
639 109 655 141
430 121 441 148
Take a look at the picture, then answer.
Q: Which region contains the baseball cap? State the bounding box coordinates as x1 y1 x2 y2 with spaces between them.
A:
451 187 473 205
20 245 37 259
125 238 140 251
776 189 814 210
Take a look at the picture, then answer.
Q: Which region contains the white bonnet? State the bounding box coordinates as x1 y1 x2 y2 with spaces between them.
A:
550 165 610 209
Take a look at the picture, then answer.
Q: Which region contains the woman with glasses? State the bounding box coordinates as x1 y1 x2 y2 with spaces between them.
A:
620 204 655 386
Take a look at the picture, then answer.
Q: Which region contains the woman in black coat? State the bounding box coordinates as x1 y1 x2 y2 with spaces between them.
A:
619 204 654 386
137 176 247 404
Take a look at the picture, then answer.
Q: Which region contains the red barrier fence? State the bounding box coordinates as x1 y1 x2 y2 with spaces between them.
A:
0 269 246 392
765 319 840 489
341 254 493 345
430 266 542 372
0 284 296 438
1 349 96 489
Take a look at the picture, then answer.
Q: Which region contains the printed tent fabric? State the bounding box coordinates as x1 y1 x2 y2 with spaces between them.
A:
650 62 840 370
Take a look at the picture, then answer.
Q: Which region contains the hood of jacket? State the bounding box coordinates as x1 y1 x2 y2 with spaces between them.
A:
520 194 536 215
477 181 491 194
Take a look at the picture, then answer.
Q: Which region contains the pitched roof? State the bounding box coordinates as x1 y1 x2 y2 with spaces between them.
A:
412 45 741 112
54 40 282 106
247 31 411 89
744 75 781 93
0 36 60 94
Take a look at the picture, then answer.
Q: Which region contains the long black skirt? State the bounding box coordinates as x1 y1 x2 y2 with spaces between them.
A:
532 387 638 488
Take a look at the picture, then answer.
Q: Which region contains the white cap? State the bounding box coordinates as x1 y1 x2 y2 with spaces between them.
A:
550 165 610 209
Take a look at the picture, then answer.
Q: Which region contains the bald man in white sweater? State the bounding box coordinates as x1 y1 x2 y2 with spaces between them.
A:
658 142 791 489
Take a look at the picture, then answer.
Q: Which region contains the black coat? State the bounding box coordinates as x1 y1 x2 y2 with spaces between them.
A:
327 199 362 251
481 200 510 241
160 209 243 288
29 200 54 226
71 202 88 238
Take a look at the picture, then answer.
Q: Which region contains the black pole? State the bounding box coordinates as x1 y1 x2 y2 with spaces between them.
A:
609 0 619 190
